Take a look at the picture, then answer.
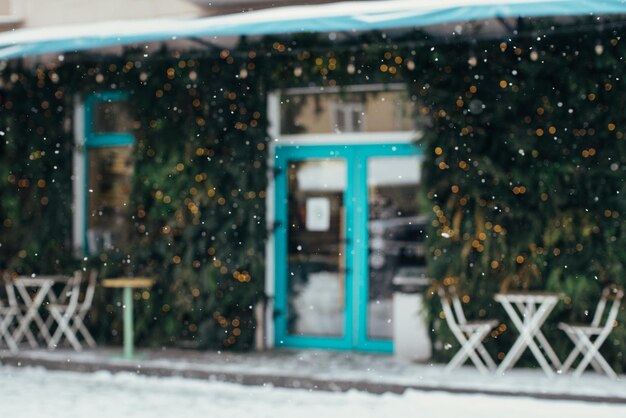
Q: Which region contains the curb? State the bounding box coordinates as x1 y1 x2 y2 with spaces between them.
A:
1 355 625 404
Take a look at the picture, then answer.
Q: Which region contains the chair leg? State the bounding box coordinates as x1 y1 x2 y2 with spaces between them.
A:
476 341 497 372
12 311 39 348
560 328 583 373
30 311 53 345
574 332 616 379
72 315 96 348
0 315 19 353
445 329 491 374
48 308 82 351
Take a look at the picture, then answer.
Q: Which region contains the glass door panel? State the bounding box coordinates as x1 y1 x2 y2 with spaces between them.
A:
286 159 347 338
275 144 421 351
366 155 426 340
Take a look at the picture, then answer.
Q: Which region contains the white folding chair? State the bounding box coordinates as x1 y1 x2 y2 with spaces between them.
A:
70 270 97 348
0 275 19 353
438 285 498 374
47 271 83 351
558 286 623 378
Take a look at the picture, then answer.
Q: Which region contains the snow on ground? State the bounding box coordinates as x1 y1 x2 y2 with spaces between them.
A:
0 366 624 418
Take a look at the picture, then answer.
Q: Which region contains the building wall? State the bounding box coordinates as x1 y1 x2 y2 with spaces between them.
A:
1 0 204 30
0 0 347 31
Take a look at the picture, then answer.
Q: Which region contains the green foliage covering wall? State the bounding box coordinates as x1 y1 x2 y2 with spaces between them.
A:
0 48 268 350
260 24 626 369
0 64 76 274
416 27 626 369
1 19 625 368
262 25 626 368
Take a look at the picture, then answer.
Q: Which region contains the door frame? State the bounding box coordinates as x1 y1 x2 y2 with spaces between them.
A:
273 143 421 351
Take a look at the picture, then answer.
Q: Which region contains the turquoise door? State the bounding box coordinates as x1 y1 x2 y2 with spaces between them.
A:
274 143 423 352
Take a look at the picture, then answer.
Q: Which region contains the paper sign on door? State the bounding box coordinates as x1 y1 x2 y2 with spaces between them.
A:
306 197 331 231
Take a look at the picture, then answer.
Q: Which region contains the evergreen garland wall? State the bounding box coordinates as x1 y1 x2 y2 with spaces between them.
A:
414 28 626 370
1 19 625 367
0 48 268 350
0 63 76 275
261 24 626 369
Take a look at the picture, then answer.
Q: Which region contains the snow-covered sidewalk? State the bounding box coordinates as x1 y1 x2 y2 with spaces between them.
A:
1 348 625 404
0 366 624 418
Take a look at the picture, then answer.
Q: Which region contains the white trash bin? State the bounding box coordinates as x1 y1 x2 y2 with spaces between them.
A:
392 269 431 362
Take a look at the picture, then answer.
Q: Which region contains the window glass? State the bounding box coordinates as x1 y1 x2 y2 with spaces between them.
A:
279 89 415 135
367 155 426 340
87 146 133 252
286 159 347 337
92 101 133 133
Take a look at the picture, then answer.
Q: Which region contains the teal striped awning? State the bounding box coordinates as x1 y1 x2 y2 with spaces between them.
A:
1 0 626 59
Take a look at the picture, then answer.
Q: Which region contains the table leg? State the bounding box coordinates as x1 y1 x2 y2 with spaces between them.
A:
530 299 561 369
123 287 134 359
498 299 559 376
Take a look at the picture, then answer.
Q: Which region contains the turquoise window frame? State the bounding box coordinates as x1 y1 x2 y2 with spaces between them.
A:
274 143 422 352
82 91 135 255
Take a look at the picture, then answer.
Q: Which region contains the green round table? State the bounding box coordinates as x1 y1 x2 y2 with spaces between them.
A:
102 277 155 360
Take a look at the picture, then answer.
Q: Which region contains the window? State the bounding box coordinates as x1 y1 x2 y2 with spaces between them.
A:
277 84 415 136
75 92 134 255
0 0 22 24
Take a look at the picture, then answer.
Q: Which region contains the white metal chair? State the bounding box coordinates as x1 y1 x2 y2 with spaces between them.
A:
70 270 97 348
438 285 498 374
47 271 83 351
558 286 624 378
0 275 19 353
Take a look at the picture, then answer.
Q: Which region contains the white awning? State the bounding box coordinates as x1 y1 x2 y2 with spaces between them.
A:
0 0 625 60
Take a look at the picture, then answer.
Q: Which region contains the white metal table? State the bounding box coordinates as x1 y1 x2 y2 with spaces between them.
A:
494 291 563 376
11 275 71 347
